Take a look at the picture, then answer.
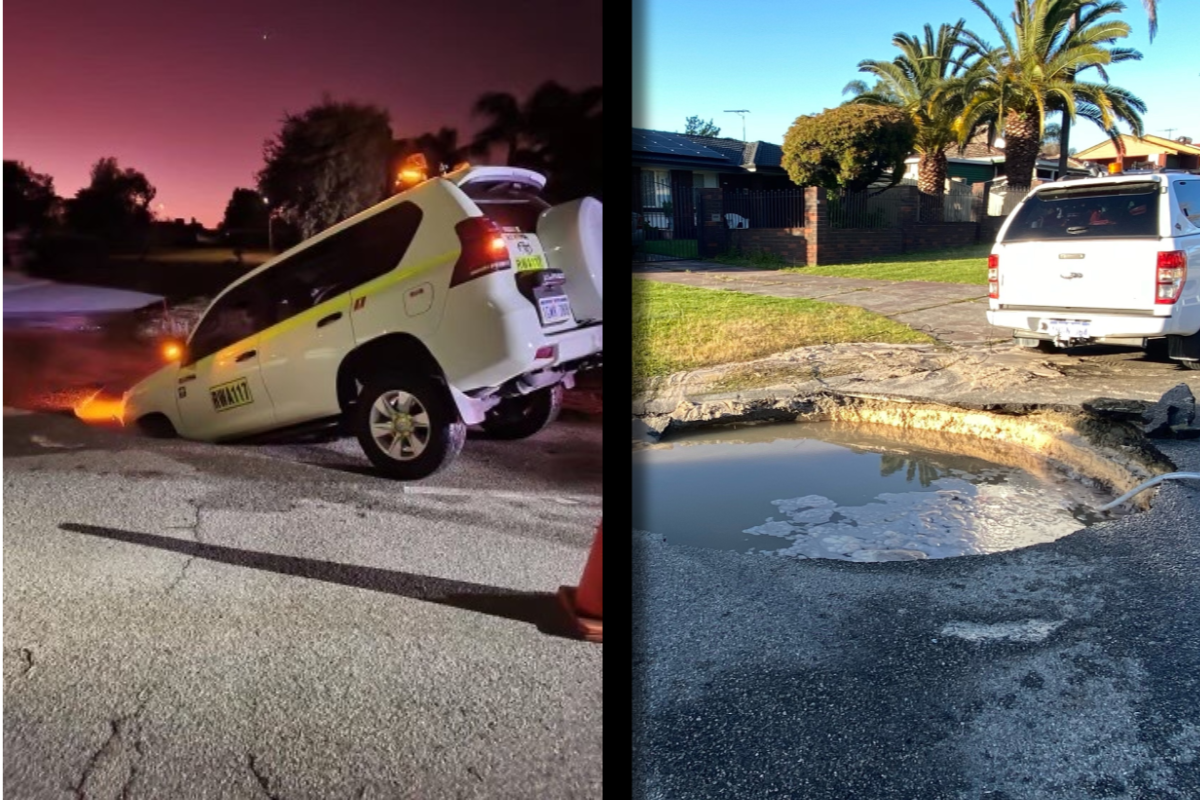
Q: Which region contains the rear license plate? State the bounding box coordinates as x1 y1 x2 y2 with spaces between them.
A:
537 293 572 325
515 254 545 272
1046 319 1090 340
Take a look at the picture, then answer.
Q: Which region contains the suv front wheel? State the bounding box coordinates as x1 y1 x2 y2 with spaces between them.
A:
479 383 564 440
352 372 466 479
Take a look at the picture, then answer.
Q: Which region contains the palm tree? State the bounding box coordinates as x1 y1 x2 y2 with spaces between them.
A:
1056 0 1158 174
470 82 602 201
850 21 984 218
841 79 901 104
471 92 522 164
956 0 1147 190
1141 0 1159 42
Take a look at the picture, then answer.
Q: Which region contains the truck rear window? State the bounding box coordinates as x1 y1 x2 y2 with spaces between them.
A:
1004 182 1159 242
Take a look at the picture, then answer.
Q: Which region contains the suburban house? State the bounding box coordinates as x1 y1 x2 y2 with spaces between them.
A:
632 129 796 226
1073 134 1200 172
900 130 1090 185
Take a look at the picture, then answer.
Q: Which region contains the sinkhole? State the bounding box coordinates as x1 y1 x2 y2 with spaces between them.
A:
632 418 1134 562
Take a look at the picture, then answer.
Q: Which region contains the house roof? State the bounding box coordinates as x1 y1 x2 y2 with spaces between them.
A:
682 135 786 171
631 129 733 168
1073 134 1200 160
632 128 787 173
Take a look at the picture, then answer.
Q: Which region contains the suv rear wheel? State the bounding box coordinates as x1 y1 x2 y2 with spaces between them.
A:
352 372 466 479
479 383 563 440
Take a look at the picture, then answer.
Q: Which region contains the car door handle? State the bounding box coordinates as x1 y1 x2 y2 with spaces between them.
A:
236 350 257 363
317 312 343 328
178 374 197 384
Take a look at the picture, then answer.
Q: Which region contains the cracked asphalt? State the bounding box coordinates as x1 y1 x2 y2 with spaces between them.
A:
634 434 1200 800
4 409 602 799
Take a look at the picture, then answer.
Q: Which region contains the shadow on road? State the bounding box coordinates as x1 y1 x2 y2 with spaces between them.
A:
59 522 584 641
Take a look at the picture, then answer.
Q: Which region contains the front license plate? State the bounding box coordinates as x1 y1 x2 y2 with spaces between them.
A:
1046 319 1090 340
537 294 572 326
515 254 545 272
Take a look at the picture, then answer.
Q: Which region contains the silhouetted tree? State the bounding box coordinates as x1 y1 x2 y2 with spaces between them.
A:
64 157 156 249
390 127 469 194
220 188 269 233
470 81 602 202
257 99 393 239
4 160 60 234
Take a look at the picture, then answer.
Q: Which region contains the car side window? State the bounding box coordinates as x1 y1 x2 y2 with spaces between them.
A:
187 279 272 364
1176 182 1200 228
266 201 424 324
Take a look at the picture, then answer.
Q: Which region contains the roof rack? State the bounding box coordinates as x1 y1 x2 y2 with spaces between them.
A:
1119 165 1197 175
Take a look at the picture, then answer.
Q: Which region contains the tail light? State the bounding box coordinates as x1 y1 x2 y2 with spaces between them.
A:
450 217 511 287
987 254 1000 299
1156 250 1188 305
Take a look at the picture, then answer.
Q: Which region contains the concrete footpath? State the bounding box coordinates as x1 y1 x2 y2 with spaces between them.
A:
634 260 1012 347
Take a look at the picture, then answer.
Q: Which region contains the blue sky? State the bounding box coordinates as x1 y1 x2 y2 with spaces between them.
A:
632 0 1200 154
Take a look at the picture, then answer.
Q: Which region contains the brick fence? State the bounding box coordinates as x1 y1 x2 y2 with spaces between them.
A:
727 228 807 265
713 184 1011 266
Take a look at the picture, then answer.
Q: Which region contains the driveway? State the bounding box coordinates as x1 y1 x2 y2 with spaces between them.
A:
634 260 1010 347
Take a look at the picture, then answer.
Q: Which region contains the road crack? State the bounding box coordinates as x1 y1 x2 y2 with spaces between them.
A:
165 499 204 596
18 647 34 677
248 753 284 800
71 712 145 800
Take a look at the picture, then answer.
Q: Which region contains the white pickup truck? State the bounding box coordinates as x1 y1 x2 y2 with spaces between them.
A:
987 172 1200 367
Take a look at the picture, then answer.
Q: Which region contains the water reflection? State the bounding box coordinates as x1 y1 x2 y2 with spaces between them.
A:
879 453 949 488
632 421 1110 561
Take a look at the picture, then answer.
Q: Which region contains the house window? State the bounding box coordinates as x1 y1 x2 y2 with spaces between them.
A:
641 169 671 209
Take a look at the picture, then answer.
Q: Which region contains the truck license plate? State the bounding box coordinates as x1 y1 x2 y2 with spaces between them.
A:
537 294 572 325
1045 319 1090 340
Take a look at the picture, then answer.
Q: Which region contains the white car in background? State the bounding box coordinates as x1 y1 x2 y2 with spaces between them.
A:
122 165 603 479
987 172 1200 366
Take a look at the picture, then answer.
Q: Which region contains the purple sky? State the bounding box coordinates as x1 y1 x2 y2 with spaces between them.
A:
4 0 602 227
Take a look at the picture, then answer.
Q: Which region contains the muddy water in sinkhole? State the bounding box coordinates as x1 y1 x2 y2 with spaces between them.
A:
632 421 1113 562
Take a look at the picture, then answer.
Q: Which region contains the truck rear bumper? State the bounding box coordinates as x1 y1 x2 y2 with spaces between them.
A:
988 307 1185 340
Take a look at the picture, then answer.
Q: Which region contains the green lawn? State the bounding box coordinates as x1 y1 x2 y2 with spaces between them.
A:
633 278 933 392
70 248 275 302
783 244 991 285
641 239 699 258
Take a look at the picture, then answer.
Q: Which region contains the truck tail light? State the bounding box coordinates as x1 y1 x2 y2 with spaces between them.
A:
987 254 999 299
1156 250 1188 305
450 216 511 287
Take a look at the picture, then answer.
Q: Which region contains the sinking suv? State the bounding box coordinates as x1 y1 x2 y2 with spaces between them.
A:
122 165 603 479
987 172 1200 366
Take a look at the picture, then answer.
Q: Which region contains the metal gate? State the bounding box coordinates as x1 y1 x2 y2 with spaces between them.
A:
633 175 699 262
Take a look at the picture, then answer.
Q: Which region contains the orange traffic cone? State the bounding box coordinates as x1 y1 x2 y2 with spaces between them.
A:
558 521 602 642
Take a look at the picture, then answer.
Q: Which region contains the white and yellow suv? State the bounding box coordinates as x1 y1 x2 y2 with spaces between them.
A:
122 165 603 479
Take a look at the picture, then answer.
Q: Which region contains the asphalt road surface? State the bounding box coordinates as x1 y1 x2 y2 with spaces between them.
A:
634 436 1200 800
5 408 603 799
